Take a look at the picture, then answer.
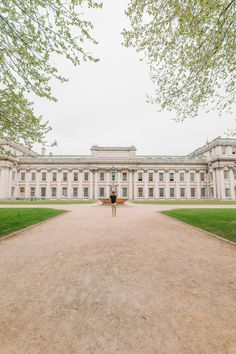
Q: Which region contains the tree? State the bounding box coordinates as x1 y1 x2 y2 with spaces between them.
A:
0 88 50 148
0 0 102 147
123 0 236 122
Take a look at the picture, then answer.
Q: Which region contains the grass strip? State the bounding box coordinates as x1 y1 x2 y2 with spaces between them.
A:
0 200 94 205
162 208 236 243
0 208 65 238
134 200 236 205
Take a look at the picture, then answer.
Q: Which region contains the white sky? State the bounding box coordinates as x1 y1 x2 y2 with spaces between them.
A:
32 0 235 156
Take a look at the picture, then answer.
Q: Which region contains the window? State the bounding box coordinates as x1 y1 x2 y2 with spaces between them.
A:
169 173 174 182
41 187 46 198
74 172 78 182
210 187 214 198
52 187 57 197
224 171 229 180
11 187 15 197
62 187 67 197
63 172 67 182
232 148 236 155
138 172 143 182
41 172 46 181
149 187 154 198
111 170 116 181
170 188 175 198
84 172 89 181
73 187 78 197
180 172 185 182
138 188 143 198
99 187 105 197
12 171 15 180
190 172 195 182
30 187 35 197
159 173 164 182
149 173 153 182
84 187 89 198
122 187 128 198
210 172 213 181
225 188 230 198
222 146 226 154
52 172 57 182
31 172 36 181
201 188 206 198
200 172 205 182
122 172 127 181
180 188 185 198
191 187 196 198
20 187 25 194
159 188 164 198
234 170 236 180
21 172 25 181
100 172 105 181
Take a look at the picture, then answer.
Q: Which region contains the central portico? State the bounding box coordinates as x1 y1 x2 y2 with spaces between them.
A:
91 145 137 159
90 145 136 199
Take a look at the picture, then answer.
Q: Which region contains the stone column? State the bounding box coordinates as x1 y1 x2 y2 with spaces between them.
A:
78 169 83 199
128 170 132 199
220 167 225 200
91 170 95 200
35 169 41 199
214 168 219 200
196 171 201 199
24 169 29 199
106 170 110 197
0 166 10 199
117 170 121 197
144 170 148 199
94 170 98 199
89 170 93 199
46 169 51 199
133 170 137 199
175 170 180 200
154 170 158 199
186 170 190 200
165 169 169 199
229 168 235 200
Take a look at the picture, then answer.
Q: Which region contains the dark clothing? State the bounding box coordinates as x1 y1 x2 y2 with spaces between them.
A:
110 195 117 204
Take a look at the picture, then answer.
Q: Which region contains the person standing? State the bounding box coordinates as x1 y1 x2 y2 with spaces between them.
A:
110 191 117 217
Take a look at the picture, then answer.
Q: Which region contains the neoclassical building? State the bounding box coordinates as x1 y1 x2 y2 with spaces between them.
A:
0 137 236 200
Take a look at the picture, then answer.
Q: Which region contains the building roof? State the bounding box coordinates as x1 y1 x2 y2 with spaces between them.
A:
90 145 137 151
0 139 38 156
188 137 236 157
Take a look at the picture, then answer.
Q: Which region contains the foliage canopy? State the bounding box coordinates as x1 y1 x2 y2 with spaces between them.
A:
0 0 101 147
123 0 236 121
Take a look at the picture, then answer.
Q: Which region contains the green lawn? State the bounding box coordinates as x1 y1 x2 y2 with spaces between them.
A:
0 208 65 238
134 200 236 205
0 200 94 205
162 208 236 243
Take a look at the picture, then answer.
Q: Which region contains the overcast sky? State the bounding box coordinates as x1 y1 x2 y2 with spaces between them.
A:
32 0 235 156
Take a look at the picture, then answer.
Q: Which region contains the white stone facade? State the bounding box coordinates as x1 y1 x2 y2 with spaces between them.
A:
0 137 236 200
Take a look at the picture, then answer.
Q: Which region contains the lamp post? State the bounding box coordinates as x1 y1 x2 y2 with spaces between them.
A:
111 165 117 193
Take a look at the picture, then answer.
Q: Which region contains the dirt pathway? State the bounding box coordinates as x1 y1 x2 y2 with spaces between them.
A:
0 204 236 354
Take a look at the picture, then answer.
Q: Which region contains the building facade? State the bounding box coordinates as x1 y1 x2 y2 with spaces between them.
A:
0 137 236 200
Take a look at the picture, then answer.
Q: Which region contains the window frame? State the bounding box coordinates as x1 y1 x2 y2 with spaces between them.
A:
138 187 143 198
138 172 143 182
52 187 57 197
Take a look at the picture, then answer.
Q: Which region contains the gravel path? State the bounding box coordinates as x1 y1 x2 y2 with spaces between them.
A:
0 203 236 354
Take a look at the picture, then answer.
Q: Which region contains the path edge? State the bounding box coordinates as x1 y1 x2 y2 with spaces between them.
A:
0 210 69 243
160 211 236 247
